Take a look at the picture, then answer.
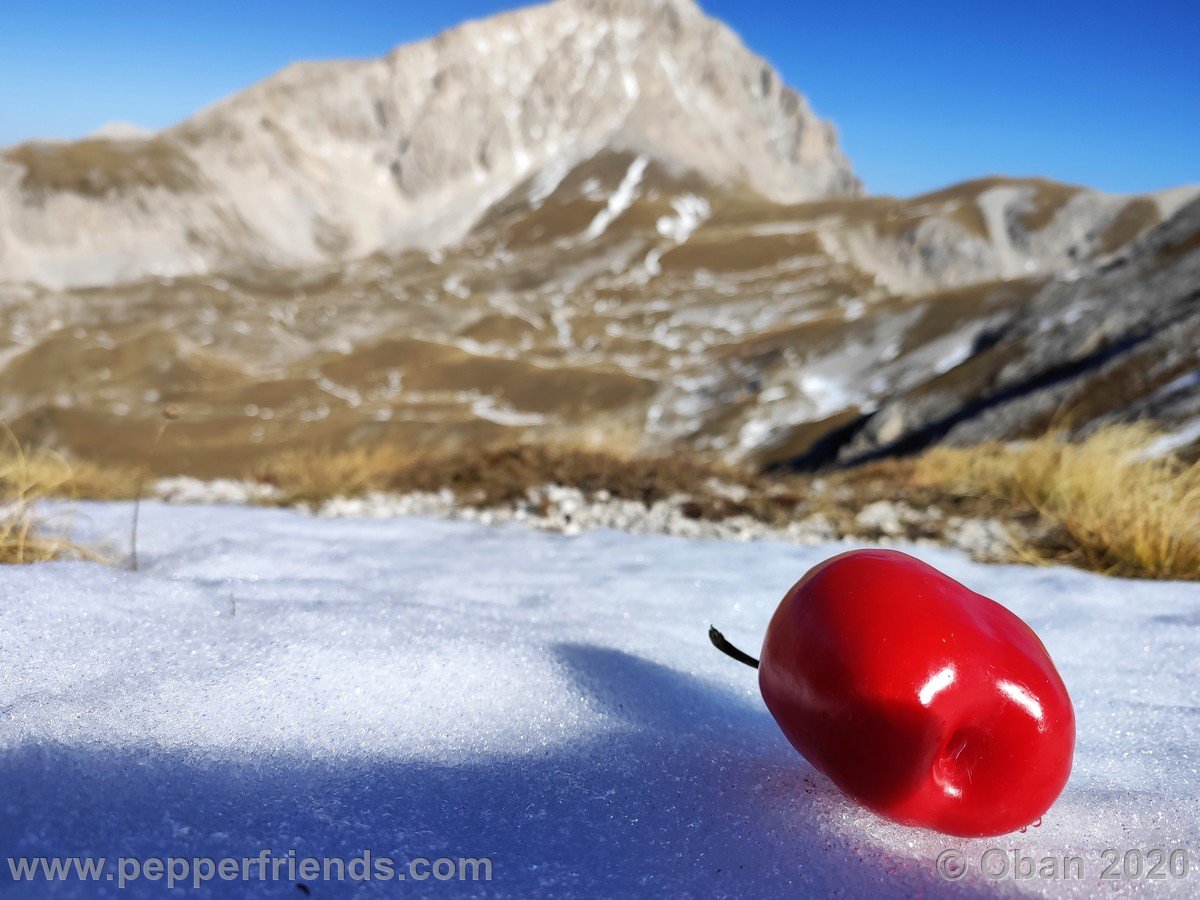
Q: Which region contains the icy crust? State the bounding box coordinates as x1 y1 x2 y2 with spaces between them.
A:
1 502 1198 897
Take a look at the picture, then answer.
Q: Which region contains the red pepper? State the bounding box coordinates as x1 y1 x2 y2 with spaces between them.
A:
711 549 1075 837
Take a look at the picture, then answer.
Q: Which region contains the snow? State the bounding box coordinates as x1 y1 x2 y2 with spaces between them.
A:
655 194 710 243
313 375 362 407
3 502 1200 897
442 274 470 299
621 70 640 100
1144 419 1200 458
583 155 648 240
527 156 572 207
737 416 778 452
1153 368 1200 401
797 371 855 418
932 340 974 374
469 394 547 427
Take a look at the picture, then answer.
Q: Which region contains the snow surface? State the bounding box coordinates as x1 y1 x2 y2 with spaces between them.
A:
3 502 1199 897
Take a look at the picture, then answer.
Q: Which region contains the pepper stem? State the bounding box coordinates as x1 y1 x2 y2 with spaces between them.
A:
708 626 760 669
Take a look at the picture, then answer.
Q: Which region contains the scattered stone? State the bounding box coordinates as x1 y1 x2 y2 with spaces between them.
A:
154 477 282 505
151 478 1021 565
854 500 924 537
944 517 1013 563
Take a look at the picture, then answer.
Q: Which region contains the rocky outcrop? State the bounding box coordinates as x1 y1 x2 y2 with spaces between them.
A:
820 196 1200 465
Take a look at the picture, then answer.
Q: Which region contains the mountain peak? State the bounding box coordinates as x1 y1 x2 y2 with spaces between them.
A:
0 0 858 288
570 0 704 19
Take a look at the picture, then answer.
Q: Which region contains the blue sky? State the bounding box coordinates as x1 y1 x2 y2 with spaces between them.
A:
1 0 1196 196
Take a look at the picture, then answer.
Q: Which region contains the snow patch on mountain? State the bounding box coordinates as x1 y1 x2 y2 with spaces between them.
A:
585 155 649 239
655 194 710 243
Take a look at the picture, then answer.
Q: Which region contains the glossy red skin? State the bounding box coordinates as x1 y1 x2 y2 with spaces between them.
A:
759 549 1074 837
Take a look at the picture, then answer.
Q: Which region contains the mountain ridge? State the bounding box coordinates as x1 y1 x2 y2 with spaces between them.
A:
0 0 858 289
0 0 1196 470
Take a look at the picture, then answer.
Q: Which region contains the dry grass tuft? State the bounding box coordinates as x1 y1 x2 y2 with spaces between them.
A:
0 441 106 564
11 421 1197 581
913 425 1200 579
392 442 750 508
52 458 143 500
0 444 141 502
253 444 421 506
531 419 650 459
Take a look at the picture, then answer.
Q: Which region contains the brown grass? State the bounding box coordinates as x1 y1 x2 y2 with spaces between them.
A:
5 137 199 198
53 458 143 500
0 442 107 564
913 425 1200 579
1099 198 1161 255
253 429 1200 580
253 440 756 510
10 421 1198 581
0 443 141 502
252 444 420 506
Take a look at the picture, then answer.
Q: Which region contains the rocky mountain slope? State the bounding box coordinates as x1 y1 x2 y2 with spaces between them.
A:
831 194 1200 466
0 0 857 289
0 0 1196 475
